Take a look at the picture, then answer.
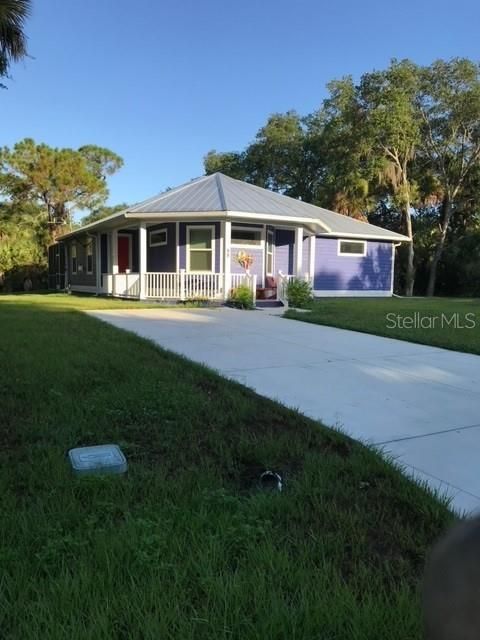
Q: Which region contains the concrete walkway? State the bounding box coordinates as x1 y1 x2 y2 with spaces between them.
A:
89 307 480 514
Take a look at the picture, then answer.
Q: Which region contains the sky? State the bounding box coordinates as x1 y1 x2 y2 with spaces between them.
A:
2 0 479 211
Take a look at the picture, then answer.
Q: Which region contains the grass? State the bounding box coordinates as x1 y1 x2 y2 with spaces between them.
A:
0 291 167 311
0 294 455 639
285 297 480 355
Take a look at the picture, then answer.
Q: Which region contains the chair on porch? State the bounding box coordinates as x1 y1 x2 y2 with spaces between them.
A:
256 276 277 300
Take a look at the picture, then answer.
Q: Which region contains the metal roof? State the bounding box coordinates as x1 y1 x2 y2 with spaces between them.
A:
129 173 410 241
60 173 410 241
128 174 225 214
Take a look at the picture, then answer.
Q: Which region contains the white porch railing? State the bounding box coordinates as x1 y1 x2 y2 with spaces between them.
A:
277 272 313 306
104 273 141 298
230 272 257 293
145 272 181 298
277 271 297 307
231 273 249 289
145 270 225 300
103 270 258 302
230 272 257 304
183 272 223 299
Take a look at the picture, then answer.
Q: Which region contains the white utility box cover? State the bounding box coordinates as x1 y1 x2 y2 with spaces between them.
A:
68 444 127 475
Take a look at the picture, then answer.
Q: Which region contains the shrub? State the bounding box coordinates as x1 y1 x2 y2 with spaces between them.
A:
227 284 255 310
0 263 48 292
184 296 212 307
286 278 313 308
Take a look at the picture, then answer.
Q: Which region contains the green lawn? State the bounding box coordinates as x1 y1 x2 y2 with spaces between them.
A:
0 294 455 639
0 291 166 311
285 297 480 355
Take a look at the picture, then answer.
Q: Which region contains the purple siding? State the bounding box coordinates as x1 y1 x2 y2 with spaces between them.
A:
275 229 294 275
179 222 221 272
313 238 393 292
302 236 310 276
231 247 264 287
147 222 176 272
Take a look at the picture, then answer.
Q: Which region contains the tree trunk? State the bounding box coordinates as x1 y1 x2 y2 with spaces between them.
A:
403 205 415 297
46 202 68 245
426 197 452 297
49 224 64 243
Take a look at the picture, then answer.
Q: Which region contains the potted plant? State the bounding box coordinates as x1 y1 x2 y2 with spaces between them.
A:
228 251 255 308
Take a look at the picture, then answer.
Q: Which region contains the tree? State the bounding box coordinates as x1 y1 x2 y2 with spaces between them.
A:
0 200 47 289
204 150 247 180
244 112 313 198
206 113 323 203
78 145 124 180
0 138 123 239
0 0 31 86
358 60 421 296
417 59 480 296
311 77 374 219
202 57 480 297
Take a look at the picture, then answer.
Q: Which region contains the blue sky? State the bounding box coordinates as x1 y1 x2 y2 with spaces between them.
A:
2 0 479 211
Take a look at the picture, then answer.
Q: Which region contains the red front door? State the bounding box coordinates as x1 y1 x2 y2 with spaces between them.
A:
118 236 130 273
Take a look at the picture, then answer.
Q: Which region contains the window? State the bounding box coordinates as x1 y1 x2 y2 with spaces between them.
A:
71 244 77 274
266 230 274 275
338 240 366 256
150 228 168 247
188 227 214 272
86 240 93 274
231 227 262 246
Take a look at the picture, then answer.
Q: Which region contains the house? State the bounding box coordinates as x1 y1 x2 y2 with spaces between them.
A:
49 172 410 302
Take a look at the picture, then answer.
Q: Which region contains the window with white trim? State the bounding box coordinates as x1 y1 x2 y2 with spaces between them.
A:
231 227 262 246
266 230 274 275
71 244 77 274
338 240 366 256
86 240 93 274
150 228 168 247
188 227 214 272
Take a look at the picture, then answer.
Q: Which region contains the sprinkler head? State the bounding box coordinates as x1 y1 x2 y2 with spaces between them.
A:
259 470 282 492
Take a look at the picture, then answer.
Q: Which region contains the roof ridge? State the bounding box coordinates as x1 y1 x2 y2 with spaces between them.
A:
128 174 211 212
215 173 228 211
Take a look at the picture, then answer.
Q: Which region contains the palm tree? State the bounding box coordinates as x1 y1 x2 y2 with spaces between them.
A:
0 0 31 81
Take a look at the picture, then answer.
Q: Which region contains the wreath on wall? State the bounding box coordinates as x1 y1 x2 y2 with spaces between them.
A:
236 251 254 274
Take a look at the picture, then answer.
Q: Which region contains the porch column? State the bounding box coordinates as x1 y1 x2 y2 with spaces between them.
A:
309 235 316 287
139 222 147 300
111 229 119 274
95 233 102 293
295 226 303 277
64 242 69 289
223 220 231 300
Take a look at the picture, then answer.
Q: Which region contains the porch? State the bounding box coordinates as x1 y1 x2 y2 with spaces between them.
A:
101 271 258 301
67 218 312 303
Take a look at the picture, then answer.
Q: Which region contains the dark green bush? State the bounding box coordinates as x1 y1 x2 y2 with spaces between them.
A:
0 263 48 292
184 296 213 307
227 284 255 310
286 278 313 308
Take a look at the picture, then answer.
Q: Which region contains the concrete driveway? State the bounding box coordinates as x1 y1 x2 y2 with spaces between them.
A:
90 307 480 514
